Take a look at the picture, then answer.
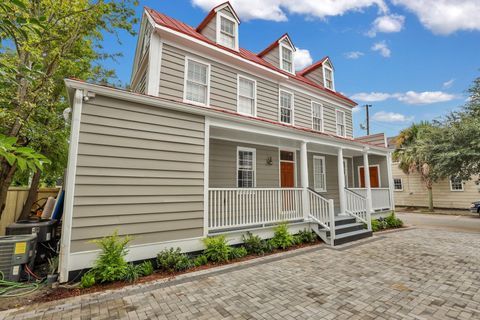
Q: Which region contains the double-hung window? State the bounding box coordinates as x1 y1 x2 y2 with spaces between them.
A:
185 58 209 105
313 156 327 192
450 177 464 191
336 110 346 137
237 76 256 116
237 148 256 188
312 102 323 132
218 15 237 49
280 46 293 73
393 178 403 191
323 66 334 90
279 90 293 124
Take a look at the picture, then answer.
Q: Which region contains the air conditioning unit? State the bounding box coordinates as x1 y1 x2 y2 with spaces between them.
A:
0 235 37 282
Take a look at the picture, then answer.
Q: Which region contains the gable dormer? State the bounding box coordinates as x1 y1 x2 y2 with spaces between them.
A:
196 2 240 51
297 57 335 91
258 34 296 74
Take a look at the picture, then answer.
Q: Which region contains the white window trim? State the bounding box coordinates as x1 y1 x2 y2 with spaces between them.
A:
357 164 381 188
313 155 327 192
216 12 239 51
236 146 256 188
322 64 335 91
335 109 346 137
311 101 324 132
393 178 403 192
236 74 257 117
278 148 298 188
279 42 295 74
449 177 464 192
278 89 294 125
343 158 349 188
183 56 211 107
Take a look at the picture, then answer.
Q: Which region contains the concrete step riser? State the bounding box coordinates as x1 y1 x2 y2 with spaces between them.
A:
326 224 364 237
333 231 373 246
333 218 356 226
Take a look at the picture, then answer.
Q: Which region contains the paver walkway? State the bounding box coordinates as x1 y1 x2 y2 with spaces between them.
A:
2 228 480 319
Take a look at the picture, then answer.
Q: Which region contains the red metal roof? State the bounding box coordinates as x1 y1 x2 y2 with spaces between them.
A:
297 56 329 76
257 33 292 57
144 7 357 106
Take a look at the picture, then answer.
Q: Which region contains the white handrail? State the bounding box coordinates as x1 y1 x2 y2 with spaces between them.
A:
307 189 335 241
208 188 304 231
345 188 371 230
349 188 391 211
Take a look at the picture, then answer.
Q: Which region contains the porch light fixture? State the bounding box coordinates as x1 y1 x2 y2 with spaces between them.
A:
266 156 273 166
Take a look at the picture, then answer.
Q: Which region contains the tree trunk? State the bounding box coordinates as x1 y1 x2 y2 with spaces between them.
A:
18 170 42 221
427 187 434 212
0 159 17 219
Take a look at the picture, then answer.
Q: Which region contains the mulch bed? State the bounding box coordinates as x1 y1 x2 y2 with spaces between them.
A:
3 240 323 310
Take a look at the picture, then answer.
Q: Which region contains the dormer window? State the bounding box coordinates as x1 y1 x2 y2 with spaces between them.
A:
217 13 238 50
323 65 335 90
280 45 294 73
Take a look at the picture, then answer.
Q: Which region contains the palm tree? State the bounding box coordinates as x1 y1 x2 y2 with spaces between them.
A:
393 122 439 212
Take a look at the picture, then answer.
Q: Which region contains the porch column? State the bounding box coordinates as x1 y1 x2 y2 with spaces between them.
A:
337 148 346 214
363 148 374 215
386 152 395 211
300 141 310 220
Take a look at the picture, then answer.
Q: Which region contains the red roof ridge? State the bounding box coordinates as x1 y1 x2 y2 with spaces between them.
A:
196 1 240 32
257 33 293 57
297 56 329 76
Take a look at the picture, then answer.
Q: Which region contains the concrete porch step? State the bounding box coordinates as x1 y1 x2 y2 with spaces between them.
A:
326 222 365 237
333 229 372 246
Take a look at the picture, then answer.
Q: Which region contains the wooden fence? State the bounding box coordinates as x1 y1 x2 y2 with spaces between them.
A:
0 187 60 235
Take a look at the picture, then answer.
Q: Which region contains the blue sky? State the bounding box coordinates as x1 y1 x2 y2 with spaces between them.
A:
102 0 480 138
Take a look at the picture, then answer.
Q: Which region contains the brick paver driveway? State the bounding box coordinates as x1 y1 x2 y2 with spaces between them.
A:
3 228 480 319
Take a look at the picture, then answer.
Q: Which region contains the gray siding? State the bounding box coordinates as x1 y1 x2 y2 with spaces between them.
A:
352 155 388 188
71 95 205 252
199 7 236 44
305 68 324 87
209 139 279 187
262 46 280 69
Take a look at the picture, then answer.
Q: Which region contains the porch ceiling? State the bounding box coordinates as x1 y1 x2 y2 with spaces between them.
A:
210 126 363 157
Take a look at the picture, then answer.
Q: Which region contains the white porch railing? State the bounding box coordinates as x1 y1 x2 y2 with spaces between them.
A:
345 188 370 229
307 189 335 240
349 188 391 211
208 188 304 231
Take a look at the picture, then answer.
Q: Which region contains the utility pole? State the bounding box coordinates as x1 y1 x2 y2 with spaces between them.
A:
365 104 372 135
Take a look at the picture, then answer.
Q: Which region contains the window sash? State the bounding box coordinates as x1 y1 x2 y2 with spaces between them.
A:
324 67 333 89
313 157 326 191
393 178 403 190
280 91 293 124
186 60 208 104
238 77 255 115
219 16 236 48
281 47 293 72
312 102 323 131
237 150 255 188
450 177 463 191
336 111 346 136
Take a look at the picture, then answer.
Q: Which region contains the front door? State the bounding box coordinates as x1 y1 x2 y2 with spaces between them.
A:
359 166 380 188
281 162 295 187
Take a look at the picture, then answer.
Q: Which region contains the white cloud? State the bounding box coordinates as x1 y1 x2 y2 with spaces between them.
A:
294 48 313 70
442 78 455 89
367 14 405 37
351 91 457 104
371 41 391 57
191 0 388 21
395 91 456 104
351 92 391 102
372 111 414 122
392 0 480 35
344 51 364 59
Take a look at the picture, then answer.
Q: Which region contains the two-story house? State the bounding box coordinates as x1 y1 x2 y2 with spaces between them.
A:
59 2 395 282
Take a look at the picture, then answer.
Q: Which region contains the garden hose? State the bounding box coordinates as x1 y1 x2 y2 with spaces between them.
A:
0 270 41 297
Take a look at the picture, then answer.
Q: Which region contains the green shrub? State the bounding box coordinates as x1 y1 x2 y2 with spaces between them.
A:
371 218 382 232
125 263 142 283
203 235 231 263
193 255 208 267
385 212 403 228
157 248 192 272
80 272 95 288
91 230 131 283
138 260 154 276
270 223 294 249
229 246 248 260
291 234 303 245
242 232 265 255
296 229 317 243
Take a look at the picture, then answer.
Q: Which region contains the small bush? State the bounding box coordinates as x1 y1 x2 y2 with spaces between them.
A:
270 223 294 249
138 260 154 276
193 255 208 267
371 218 382 232
296 229 317 243
125 263 142 283
291 234 303 245
229 246 248 260
91 230 131 283
265 239 276 252
157 248 192 272
242 232 265 255
80 272 96 288
203 235 231 263
385 212 403 228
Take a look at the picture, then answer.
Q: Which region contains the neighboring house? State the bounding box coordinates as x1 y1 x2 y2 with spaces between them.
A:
58 2 394 282
388 137 480 209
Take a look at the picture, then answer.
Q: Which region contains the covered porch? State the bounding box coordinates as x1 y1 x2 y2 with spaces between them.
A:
205 119 394 243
